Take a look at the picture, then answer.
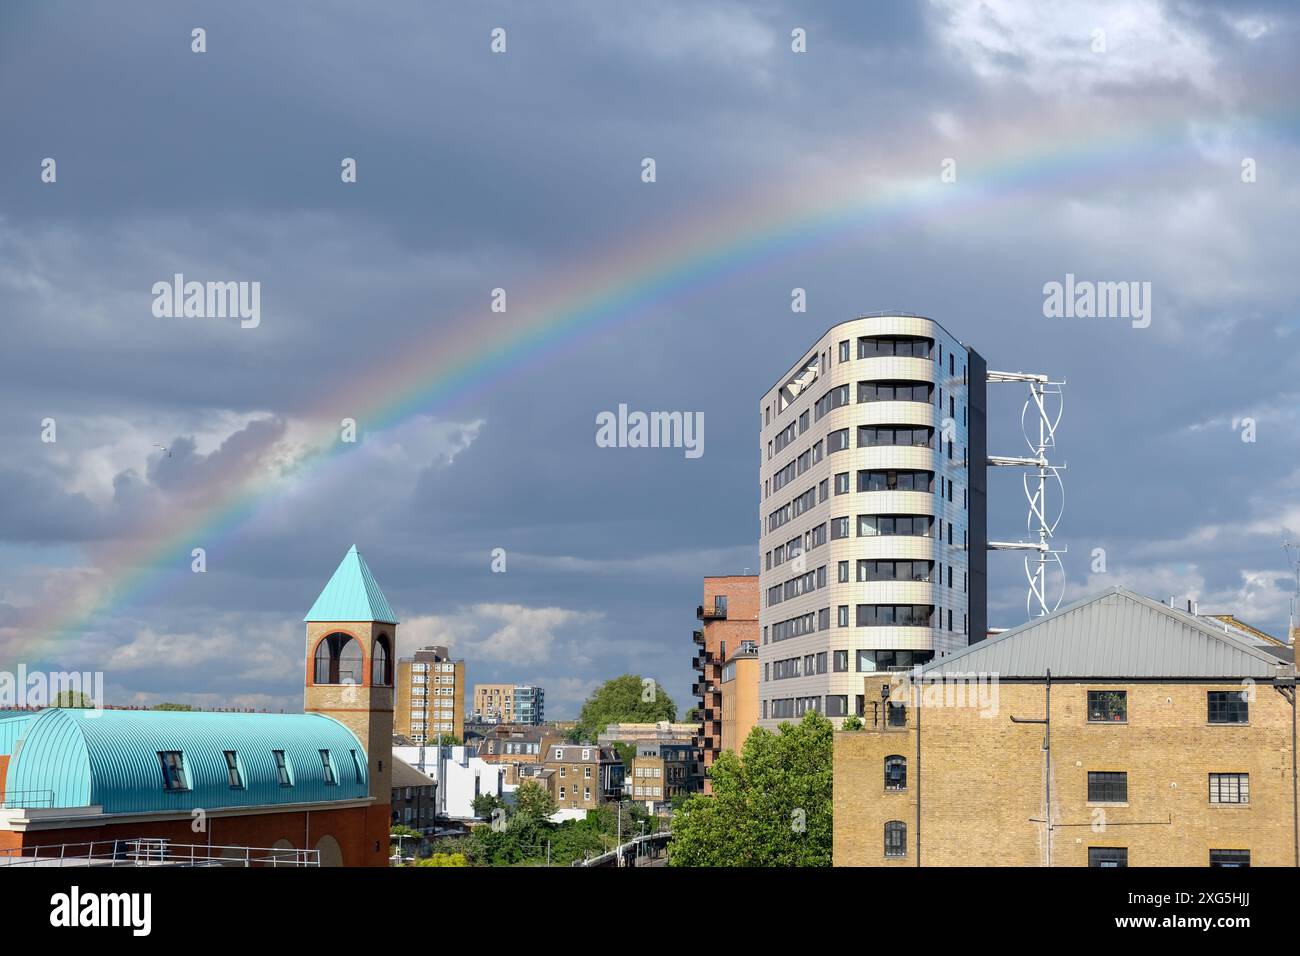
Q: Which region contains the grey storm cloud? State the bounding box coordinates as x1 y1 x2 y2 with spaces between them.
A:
0 0 1297 714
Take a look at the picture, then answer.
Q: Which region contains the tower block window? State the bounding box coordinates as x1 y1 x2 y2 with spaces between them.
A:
315 632 364 685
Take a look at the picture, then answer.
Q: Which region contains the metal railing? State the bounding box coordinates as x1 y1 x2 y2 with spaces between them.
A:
0 789 56 809
0 838 320 867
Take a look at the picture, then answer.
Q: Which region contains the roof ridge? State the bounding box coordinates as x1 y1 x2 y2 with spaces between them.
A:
921 586 1286 678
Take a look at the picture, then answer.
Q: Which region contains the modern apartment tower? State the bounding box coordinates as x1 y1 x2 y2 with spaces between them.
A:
472 683 546 725
757 314 987 729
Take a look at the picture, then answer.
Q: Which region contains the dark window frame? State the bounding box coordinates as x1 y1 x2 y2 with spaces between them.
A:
158 751 189 792
1207 691 1249 725
1087 690 1127 723
1088 847 1128 868
884 820 907 858
1087 771 1128 804
884 755 907 791
224 750 243 790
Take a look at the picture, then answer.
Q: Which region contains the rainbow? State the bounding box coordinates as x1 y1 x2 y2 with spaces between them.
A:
16 103 1296 663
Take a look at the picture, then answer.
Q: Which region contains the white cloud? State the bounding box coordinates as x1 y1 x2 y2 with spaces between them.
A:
928 0 1220 96
401 604 603 666
1225 16 1272 41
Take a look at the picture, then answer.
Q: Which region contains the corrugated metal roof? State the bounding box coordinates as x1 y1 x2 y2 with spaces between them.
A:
923 587 1289 679
4 709 370 814
303 545 399 624
0 714 33 756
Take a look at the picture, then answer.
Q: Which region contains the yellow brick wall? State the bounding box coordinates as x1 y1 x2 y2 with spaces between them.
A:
834 678 1297 867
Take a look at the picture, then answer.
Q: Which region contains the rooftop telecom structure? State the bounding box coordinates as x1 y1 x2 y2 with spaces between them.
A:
987 371 1066 619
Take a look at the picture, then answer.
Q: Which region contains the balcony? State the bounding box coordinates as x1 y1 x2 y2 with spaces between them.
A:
696 604 727 621
692 681 716 697
692 629 705 646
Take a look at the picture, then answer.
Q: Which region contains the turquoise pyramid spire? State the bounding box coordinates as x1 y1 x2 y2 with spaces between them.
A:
303 545 399 624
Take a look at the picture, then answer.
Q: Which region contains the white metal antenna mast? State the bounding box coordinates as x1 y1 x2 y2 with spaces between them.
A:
1284 541 1300 642
987 371 1067 618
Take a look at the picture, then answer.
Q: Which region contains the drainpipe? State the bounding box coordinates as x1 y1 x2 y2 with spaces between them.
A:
1280 670 1299 867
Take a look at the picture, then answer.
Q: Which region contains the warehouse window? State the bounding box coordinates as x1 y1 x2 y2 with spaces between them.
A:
1088 847 1128 868
884 821 906 858
1209 773 1249 805
1209 849 1250 867
1087 771 1127 803
884 756 907 791
158 751 189 792
1207 691 1248 724
350 749 364 784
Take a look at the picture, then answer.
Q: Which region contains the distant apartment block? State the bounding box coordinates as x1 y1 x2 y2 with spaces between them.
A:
630 741 700 811
720 640 759 753
758 314 987 730
693 575 759 794
471 683 545 724
833 588 1299 867
396 646 465 743
514 685 545 725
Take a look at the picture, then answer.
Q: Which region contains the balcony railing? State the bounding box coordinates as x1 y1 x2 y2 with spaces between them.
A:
692 629 705 646
0 789 55 809
696 604 727 621
0 838 319 867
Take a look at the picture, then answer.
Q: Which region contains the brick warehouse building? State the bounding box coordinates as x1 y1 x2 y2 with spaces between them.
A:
0 545 399 866
833 588 1299 867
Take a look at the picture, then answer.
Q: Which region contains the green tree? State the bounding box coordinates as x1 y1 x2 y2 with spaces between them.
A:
683 706 702 722
471 793 503 819
840 714 864 730
669 712 832 867
413 852 467 867
513 779 556 821
151 702 195 712
574 674 676 741
609 741 637 770
52 690 94 708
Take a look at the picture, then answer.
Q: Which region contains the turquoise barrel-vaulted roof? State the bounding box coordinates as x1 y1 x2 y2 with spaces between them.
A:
0 713 34 756
303 545 399 624
3 709 370 815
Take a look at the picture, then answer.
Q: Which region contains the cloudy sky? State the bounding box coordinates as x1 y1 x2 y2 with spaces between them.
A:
2 1 1297 716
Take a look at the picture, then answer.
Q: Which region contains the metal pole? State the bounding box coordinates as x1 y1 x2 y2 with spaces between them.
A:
1045 670 1052 867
